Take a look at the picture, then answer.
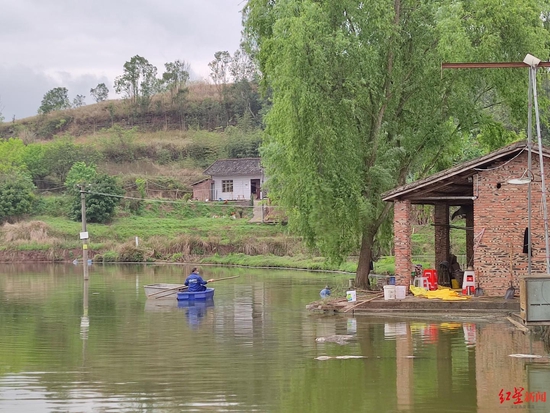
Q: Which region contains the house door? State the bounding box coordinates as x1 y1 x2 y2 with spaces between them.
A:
251 179 261 199
210 181 216 201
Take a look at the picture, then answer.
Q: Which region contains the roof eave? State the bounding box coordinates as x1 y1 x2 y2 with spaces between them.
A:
382 141 548 202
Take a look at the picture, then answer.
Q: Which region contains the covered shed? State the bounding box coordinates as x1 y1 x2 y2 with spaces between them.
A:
382 141 550 296
191 178 212 201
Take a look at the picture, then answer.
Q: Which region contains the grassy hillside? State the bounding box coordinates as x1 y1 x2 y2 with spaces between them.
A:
0 82 264 198
1 81 263 139
0 81 457 273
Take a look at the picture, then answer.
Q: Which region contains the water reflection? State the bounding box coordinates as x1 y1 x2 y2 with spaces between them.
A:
0 264 549 412
178 300 215 329
80 279 89 341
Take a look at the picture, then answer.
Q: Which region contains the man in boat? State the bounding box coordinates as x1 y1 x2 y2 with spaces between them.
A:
185 268 214 292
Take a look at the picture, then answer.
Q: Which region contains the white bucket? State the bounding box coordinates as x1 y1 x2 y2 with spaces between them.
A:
395 286 407 300
346 290 357 302
383 285 396 300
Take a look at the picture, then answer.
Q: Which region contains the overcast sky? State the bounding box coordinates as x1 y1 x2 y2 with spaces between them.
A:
0 0 245 120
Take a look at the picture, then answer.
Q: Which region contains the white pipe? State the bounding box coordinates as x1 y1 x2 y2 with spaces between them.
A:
531 66 550 274
527 67 533 277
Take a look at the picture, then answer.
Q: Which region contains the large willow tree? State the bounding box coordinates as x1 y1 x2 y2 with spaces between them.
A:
244 0 550 287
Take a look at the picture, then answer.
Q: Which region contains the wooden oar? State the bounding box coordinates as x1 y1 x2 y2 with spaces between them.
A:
343 293 383 313
152 275 240 299
150 284 188 299
207 275 240 283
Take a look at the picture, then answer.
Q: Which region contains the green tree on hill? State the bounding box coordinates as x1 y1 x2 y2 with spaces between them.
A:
229 47 257 82
90 83 109 103
38 87 71 114
209 51 232 125
65 162 124 224
244 0 549 287
72 95 86 108
0 96 4 123
209 51 231 88
163 60 190 101
41 139 101 186
114 55 160 110
162 60 190 128
0 168 35 223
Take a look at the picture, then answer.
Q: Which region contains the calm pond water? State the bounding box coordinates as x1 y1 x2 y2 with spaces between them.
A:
0 263 549 413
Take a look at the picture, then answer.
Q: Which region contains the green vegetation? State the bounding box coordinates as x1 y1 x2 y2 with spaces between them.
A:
0 169 35 222
0 189 451 274
244 0 549 287
0 30 510 277
64 162 124 223
90 83 109 103
38 87 71 114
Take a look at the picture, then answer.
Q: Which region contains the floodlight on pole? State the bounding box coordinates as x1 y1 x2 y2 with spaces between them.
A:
442 55 550 282
507 170 533 185
528 54 550 274
524 54 542 67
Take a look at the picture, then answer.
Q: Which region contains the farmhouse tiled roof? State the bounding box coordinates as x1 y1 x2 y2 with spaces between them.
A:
204 158 262 176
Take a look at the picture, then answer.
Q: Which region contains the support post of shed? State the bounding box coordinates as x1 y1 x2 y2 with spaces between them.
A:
434 203 450 269
394 200 412 285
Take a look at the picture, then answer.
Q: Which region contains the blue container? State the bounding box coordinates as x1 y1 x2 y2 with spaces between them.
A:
177 288 215 301
388 276 396 285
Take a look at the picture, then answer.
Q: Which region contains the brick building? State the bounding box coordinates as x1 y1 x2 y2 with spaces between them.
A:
382 141 550 296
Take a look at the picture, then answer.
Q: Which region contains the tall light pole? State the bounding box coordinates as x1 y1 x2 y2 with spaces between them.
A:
443 57 550 277
527 60 533 277
526 54 550 274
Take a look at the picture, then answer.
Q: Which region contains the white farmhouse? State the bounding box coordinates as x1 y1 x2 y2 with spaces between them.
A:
192 158 264 202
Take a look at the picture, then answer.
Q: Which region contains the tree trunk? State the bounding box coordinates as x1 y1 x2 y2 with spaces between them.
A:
356 230 375 289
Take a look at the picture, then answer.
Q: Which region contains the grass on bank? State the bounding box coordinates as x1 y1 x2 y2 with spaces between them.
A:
0 193 454 274
201 253 359 273
1 213 389 272
0 215 429 275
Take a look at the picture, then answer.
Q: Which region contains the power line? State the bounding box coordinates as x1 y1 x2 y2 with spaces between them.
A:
84 190 282 208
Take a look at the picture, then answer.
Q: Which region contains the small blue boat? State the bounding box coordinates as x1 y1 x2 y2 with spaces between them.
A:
177 288 215 301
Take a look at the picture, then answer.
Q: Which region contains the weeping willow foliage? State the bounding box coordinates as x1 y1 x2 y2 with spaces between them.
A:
244 0 550 285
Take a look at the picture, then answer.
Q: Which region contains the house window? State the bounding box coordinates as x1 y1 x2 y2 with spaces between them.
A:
222 180 233 193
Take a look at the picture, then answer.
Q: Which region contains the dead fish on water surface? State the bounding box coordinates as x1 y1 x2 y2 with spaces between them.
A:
315 335 356 345
315 355 365 361
509 354 543 358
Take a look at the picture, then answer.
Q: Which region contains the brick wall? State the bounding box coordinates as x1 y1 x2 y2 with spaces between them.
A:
434 203 450 267
475 152 550 296
192 179 212 201
394 200 412 285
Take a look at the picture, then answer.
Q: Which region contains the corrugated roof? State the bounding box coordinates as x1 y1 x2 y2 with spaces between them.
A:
204 158 262 176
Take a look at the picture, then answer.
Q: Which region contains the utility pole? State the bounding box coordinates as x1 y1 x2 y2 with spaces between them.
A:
79 185 89 280
443 56 550 275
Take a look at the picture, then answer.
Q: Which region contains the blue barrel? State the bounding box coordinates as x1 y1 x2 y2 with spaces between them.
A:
388 276 396 285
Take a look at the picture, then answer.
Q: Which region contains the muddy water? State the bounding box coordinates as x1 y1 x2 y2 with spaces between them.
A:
0 263 547 412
